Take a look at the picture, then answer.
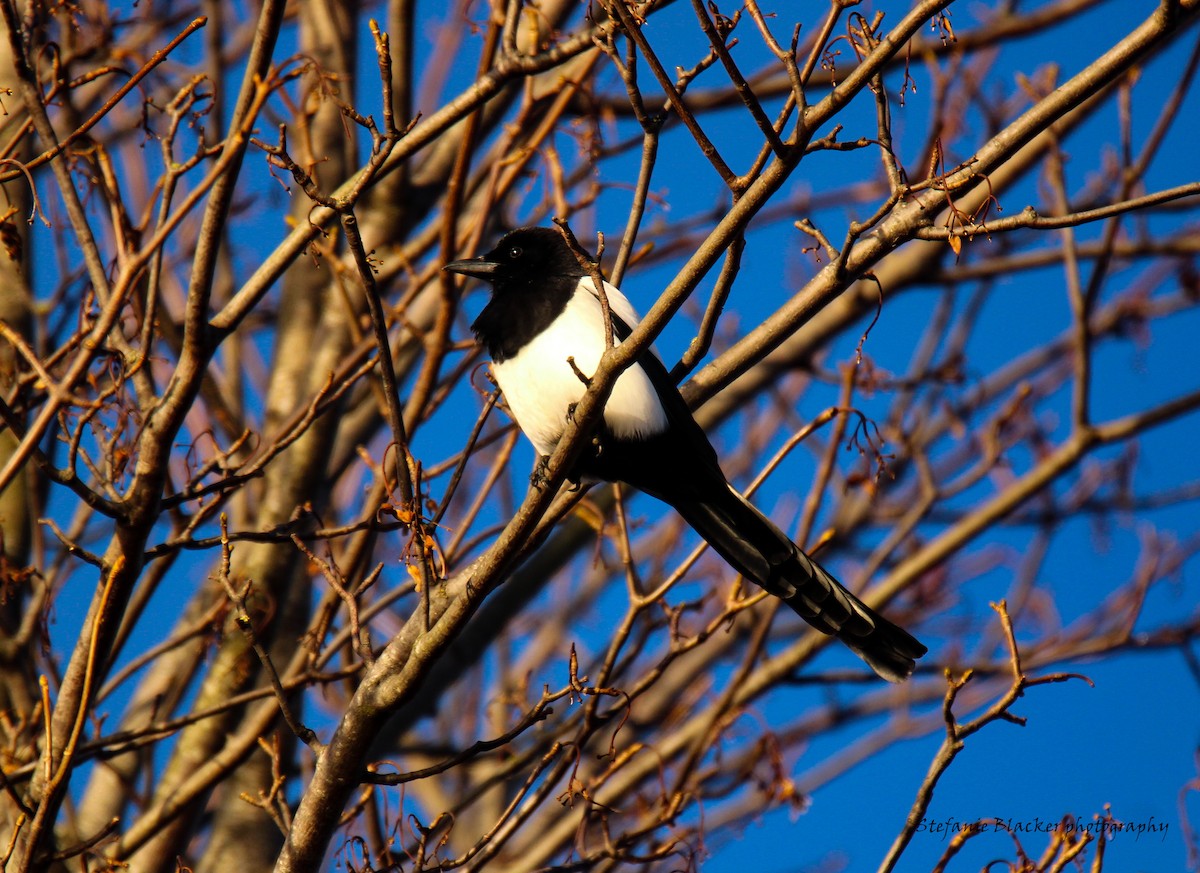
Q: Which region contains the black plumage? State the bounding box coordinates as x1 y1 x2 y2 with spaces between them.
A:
445 227 926 682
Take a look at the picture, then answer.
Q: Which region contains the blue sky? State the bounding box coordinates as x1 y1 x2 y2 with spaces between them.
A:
29 1 1200 870
548 3 1200 870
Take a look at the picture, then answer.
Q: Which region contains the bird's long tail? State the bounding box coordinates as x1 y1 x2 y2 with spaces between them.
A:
671 483 926 682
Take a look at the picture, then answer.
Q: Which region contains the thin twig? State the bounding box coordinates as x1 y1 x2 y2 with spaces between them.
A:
218 516 322 752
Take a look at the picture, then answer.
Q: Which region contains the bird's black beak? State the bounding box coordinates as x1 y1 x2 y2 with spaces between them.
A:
443 257 499 281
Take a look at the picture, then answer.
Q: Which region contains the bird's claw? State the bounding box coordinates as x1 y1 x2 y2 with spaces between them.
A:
530 455 552 489
532 454 583 491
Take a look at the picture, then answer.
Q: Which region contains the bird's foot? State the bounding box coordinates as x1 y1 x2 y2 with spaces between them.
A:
530 455 552 489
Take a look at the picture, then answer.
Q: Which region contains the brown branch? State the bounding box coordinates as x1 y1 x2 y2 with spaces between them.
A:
605 0 740 189
689 0 787 159
0 19 207 184
878 601 1093 873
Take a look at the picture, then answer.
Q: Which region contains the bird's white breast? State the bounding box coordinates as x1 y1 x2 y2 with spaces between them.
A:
492 280 668 457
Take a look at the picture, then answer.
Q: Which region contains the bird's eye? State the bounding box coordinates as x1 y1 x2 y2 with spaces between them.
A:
508 246 523 259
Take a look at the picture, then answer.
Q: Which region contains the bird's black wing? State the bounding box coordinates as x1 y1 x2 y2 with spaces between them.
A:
577 304 728 495
580 296 925 682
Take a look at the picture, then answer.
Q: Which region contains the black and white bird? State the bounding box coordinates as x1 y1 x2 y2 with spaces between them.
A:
444 227 926 682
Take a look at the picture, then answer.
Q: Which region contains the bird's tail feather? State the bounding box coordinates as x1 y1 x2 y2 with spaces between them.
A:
671 483 926 682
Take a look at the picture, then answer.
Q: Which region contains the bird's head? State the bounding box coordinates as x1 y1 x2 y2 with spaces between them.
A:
443 226 585 291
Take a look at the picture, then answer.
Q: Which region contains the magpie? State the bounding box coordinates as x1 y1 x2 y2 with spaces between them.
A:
444 227 926 682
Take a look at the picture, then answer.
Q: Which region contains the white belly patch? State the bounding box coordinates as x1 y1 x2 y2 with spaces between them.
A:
491 283 668 457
